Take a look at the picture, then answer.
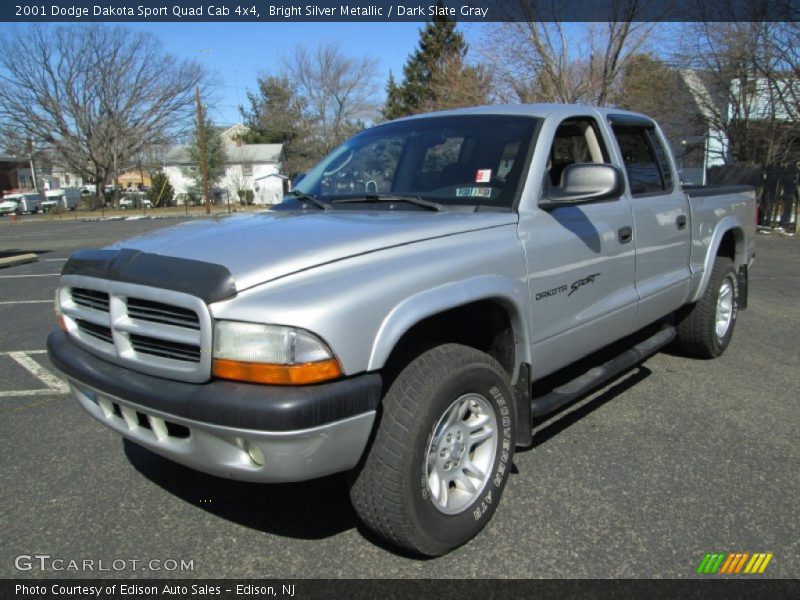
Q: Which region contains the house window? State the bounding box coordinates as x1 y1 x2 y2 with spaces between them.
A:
242 164 253 177
64 174 70 185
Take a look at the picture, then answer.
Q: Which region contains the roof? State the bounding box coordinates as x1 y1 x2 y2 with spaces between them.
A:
388 103 656 125
163 143 284 165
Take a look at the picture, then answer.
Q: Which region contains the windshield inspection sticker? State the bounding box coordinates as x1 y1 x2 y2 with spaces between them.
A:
456 187 492 198
475 169 492 183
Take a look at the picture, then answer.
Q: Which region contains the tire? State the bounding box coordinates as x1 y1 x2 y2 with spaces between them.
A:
675 256 738 358
349 343 516 556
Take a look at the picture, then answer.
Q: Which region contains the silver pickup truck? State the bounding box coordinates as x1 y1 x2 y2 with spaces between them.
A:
48 104 755 556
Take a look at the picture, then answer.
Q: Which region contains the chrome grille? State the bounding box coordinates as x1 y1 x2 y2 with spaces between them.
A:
129 334 202 363
71 288 110 312
75 318 113 345
127 298 200 330
59 276 213 383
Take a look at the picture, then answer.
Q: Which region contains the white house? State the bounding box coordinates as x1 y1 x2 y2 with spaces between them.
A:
163 125 286 206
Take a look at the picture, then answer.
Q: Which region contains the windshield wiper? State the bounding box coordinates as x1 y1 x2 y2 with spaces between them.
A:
284 190 331 211
331 194 447 212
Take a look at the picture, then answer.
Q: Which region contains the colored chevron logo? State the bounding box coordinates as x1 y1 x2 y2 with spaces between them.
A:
696 552 773 574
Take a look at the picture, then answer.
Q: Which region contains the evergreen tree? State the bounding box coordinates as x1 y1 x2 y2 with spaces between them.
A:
186 113 226 195
382 6 468 119
147 171 175 207
239 75 305 146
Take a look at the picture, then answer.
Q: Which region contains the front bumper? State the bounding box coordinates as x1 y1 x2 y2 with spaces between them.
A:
48 330 381 482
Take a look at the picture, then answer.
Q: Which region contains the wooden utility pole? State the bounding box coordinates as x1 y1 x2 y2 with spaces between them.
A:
195 86 211 215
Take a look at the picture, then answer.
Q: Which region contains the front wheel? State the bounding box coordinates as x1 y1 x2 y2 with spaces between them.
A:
349 344 516 556
675 256 739 358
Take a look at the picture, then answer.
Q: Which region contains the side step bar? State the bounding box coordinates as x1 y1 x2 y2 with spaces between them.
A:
530 325 676 418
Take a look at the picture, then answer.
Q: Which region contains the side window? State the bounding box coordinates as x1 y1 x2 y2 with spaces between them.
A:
611 125 671 195
548 118 610 186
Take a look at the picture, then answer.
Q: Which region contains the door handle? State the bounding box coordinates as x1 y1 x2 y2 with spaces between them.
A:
618 226 633 244
676 214 687 230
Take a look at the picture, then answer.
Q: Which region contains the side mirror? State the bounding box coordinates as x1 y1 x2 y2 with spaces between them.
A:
540 163 624 208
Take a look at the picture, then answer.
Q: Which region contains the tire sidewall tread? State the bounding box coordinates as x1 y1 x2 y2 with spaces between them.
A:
350 343 516 556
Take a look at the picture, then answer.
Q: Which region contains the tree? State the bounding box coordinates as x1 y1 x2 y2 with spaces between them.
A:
680 21 800 166
244 44 378 172
425 55 492 112
239 75 310 176
0 25 207 207
678 19 800 226
284 43 379 159
480 2 654 105
382 6 471 119
147 172 174 207
612 53 705 163
186 109 226 204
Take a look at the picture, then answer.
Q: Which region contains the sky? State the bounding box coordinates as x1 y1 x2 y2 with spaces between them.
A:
122 22 486 125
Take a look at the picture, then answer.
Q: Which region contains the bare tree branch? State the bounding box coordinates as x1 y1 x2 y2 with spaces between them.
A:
0 24 208 204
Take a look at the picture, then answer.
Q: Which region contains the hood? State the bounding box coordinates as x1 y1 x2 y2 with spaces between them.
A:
108 210 517 291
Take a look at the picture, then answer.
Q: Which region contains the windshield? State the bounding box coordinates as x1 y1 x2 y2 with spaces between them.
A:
289 115 539 210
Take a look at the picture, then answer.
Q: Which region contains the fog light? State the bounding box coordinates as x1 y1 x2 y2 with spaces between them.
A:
245 441 264 467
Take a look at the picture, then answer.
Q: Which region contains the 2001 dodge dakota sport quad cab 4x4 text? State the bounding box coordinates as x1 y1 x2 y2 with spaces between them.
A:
48 104 755 556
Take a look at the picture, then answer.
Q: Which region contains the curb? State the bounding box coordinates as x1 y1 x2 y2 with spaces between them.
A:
0 253 39 268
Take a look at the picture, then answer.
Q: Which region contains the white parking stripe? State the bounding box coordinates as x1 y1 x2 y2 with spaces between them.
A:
0 273 59 278
42 258 68 262
0 389 68 398
8 351 69 393
0 300 52 305
0 349 47 355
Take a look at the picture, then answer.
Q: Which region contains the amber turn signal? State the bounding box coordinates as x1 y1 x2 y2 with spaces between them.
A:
212 358 342 385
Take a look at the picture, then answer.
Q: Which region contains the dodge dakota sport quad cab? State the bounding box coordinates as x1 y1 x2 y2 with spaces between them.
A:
48 104 755 556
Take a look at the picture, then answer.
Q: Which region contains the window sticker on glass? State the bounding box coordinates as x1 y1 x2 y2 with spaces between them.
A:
475 169 492 183
456 187 492 198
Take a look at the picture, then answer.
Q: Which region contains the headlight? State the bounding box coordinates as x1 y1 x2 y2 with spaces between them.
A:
212 321 342 385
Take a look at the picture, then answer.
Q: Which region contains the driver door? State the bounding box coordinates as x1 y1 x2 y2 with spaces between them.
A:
521 116 639 379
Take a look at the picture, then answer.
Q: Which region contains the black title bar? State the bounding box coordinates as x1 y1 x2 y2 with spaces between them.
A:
2 0 799 23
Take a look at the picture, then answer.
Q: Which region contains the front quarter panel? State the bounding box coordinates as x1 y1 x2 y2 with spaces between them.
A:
209 224 529 377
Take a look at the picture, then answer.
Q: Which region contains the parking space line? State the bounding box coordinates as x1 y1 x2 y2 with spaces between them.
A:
0 300 52 305
0 274 59 278
42 258 68 262
8 351 69 393
0 349 47 355
0 389 67 398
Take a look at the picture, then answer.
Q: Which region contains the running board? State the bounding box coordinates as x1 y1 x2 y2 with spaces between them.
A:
530 325 676 418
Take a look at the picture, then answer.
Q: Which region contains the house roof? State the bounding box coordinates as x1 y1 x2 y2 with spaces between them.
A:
163 142 284 165
680 69 727 122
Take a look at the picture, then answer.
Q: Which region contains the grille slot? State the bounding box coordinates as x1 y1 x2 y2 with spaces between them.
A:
76 318 113 344
127 297 200 330
71 288 109 312
129 333 201 363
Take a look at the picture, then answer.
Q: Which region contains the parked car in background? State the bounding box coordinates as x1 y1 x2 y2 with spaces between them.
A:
0 199 19 215
119 196 153 210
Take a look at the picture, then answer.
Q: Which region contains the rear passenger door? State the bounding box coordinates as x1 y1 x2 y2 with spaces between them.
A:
608 115 691 329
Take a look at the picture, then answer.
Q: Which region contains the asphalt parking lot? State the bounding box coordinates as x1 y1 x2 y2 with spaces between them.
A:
0 216 798 579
